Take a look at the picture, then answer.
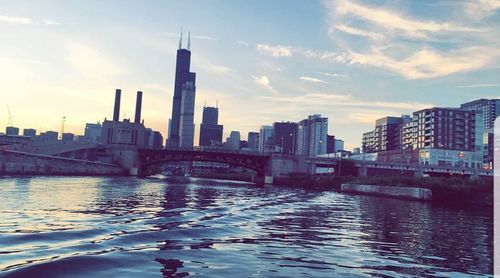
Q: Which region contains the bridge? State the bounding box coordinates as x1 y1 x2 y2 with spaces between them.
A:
137 147 271 178
307 157 493 178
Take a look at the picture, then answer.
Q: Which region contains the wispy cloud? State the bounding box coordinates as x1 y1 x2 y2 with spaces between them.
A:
348 46 500 79
42 19 61 25
300 76 328 84
0 15 33 24
236 40 249 47
331 0 479 40
317 72 348 79
334 24 383 40
252 75 278 93
457 83 500 88
0 15 61 26
256 44 294 57
464 0 500 20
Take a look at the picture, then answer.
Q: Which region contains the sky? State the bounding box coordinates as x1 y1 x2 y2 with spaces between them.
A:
1 0 499 150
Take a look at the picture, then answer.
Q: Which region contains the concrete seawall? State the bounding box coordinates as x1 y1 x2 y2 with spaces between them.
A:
340 184 432 201
0 150 126 176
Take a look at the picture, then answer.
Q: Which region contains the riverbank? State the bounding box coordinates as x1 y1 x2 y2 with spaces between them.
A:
273 174 493 206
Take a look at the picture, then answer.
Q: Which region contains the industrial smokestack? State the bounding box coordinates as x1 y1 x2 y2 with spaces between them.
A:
135 91 143 124
113 89 121 121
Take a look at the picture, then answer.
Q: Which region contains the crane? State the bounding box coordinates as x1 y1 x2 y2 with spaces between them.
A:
6 105 13 127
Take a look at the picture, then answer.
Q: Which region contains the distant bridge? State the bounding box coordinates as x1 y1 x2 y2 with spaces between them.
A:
307 157 493 178
137 147 271 177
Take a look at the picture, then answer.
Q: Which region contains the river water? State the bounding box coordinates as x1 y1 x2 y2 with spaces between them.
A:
0 176 493 277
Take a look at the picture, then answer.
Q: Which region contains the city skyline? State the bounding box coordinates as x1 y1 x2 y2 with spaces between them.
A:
1 0 499 150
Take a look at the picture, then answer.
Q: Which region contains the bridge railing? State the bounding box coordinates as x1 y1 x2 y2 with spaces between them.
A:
141 146 267 156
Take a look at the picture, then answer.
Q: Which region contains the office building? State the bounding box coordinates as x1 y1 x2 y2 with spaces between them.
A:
179 81 196 147
84 123 102 143
258 125 274 154
460 99 500 129
168 32 196 147
247 132 259 150
199 106 223 147
327 135 335 154
273 122 298 154
225 131 240 150
61 133 75 142
5 126 19 136
23 128 36 138
334 139 344 152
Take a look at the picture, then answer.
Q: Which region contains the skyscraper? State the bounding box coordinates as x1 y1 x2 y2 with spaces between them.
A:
258 125 274 154
199 106 223 147
247 132 259 150
167 31 196 147
273 122 298 154
297 115 328 157
179 81 196 147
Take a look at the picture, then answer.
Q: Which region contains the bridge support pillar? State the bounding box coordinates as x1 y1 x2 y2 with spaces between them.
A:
414 165 424 177
264 176 273 185
470 170 479 180
358 162 367 177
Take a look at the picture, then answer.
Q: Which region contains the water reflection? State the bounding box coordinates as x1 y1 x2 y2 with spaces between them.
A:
0 176 493 277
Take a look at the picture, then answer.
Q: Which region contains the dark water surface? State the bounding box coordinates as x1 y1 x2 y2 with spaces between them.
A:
0 176 492 277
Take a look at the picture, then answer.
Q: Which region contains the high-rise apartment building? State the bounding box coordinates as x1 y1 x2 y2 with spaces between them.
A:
362 116 404 153
460 99 500 129
297 115 328 157
403 107 476 151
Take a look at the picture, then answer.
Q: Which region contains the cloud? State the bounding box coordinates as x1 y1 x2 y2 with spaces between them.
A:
236 40 249 47
317 72 348 79
464 0 500 20
334 24 383 40
256 44 294 57
42 19 61 25
252 75 278 93
330 0 479 40
0 15 33 25
300 76 328 84
457 83 500 88
348 46 500 79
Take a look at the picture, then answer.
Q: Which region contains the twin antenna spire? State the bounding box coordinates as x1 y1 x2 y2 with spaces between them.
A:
178 28 191 50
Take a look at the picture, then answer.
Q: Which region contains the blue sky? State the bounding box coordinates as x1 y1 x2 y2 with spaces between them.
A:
1 0 499 149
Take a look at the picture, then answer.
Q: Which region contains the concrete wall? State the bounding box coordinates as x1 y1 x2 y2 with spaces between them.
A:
269 154 308 177
0 151 125 176
340 183 432 201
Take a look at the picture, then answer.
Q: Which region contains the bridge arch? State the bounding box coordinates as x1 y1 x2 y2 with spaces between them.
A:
137 148 270 177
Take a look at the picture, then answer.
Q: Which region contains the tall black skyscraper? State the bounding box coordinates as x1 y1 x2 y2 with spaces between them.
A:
199 106 223 147
167 31 196 147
